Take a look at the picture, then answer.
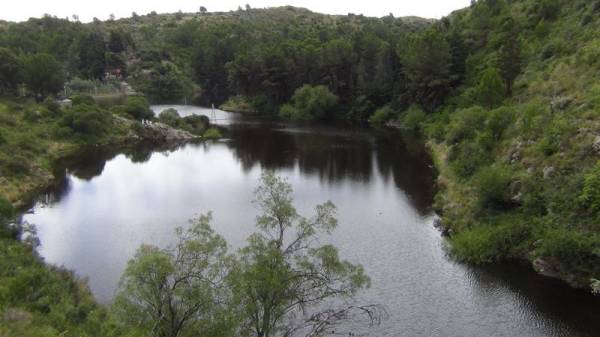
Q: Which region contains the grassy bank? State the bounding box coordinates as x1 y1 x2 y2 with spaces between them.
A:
0 95 213 336
0 98 126 206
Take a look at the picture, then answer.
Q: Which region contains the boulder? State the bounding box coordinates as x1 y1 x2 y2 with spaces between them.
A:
592 135 600 154
543 166 555 179
137 121 197 142
533 258 561 279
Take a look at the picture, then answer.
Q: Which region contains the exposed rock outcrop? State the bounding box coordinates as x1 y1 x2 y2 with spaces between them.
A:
114 116 198 143
137 121 197 142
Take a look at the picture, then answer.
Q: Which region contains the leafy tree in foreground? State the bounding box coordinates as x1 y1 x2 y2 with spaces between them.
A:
230 172 380 337
114 214 234 337
23 53 65 98
114 173 381 337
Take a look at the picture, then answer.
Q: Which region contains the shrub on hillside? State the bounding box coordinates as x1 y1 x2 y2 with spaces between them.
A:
445 106 487 144
477 67 505 108
448 142 488 178
580 161 600 212
43 96 61 115
2 154 30 176
401 105 426 131
486 106 514 140
472 165 513 211
0 197 15 239
450 222 532 263
536 229 600 279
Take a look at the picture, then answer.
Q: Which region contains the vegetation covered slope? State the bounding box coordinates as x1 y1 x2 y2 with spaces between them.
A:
423 0 600 291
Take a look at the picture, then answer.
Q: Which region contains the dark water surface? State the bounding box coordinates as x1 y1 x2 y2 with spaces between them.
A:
23 106 600 336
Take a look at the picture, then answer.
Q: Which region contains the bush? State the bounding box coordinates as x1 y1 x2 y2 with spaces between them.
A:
472 165 513 211
368 105 395 125
157 108 182 127
347 95 374 121
124 96 153 120
71 94 97 106
477 67 505 108
62 104 112 138
580 161 600 212
448 142 488 178
203 127 222 139
279 103 298 120
451 222 532 263
401 105 426 130
445 106 486 144
2 154 30 176
538 135 559 156
486 106 513 140
182 115 209 135
279 85 338 121
0 197 13 219
0 197 15 239
43 97 61 115
536 229 600 278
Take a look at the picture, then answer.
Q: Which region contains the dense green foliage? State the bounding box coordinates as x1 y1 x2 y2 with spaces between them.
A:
279 85 338 121
114 214 233 337
157 108 210 135
23 53 65 98
423 0 600 290
121 96 153 120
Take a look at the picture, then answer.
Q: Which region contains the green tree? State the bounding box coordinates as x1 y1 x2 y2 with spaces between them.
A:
279 85 338 121
497 18 522 96
108 30 126 53
399 28 452 111
124 96 154 120
580 161 600 212
78 31 107 79
230 172 379 337
477 67 505 108
0 47 22 95
114 214 234 337
61 103 112 138
23 53 65 98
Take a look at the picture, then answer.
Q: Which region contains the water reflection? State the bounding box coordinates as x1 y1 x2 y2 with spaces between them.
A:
22 108 600 337
225 122 435 214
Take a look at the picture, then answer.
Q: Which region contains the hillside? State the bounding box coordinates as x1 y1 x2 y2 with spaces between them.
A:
426 0 600 291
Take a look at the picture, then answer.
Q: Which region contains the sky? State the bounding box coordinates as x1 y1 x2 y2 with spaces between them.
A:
0 0 472 23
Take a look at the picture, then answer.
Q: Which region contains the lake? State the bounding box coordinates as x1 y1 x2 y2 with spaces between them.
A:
23 105 600 336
